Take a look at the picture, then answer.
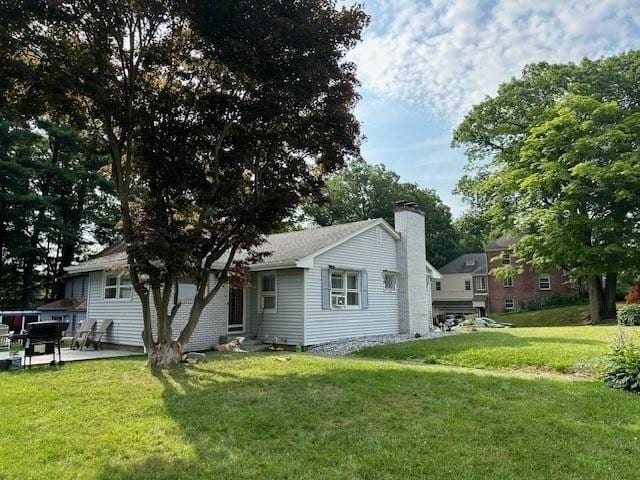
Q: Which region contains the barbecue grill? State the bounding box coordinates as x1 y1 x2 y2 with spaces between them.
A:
24 321 69 369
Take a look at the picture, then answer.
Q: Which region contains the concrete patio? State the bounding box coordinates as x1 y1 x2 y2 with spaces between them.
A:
1 347 142 368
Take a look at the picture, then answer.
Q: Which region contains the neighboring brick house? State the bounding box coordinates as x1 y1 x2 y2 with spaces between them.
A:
486 236 572 313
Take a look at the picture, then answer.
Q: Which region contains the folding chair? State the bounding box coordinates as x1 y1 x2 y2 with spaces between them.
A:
68 318 97 350
87 319 113 350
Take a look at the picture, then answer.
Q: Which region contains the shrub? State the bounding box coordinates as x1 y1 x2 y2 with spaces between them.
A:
625 285 640 304
603 330 640 393
618 304 640 326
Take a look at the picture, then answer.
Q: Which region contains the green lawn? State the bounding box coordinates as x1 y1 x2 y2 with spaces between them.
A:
1 353 640 479
491 304 592 326
357 326 639 374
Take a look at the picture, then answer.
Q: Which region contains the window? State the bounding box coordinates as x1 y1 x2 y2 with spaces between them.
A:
104 273 132 300
476 276 487 291
464 279 471 291
259 273 277 312
104 274 118 299
331 270 360 309
435 281 442 291
383 272 397 292
51 315 64 322
538 273 551 290
503 276 513 288
504 298 515 310
177 282 197 301
118 275 132 299
502 252 511 265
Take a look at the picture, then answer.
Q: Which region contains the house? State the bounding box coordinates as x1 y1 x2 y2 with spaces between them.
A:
485 236 572 312
433 235 573 316
431 253 488 318
64 204 441 350
37 274 88 333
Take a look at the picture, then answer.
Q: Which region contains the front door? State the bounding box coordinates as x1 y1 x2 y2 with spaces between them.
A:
228 287 244 333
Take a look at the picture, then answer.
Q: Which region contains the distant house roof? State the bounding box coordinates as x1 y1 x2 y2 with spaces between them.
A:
438 253 487 275
66 219 412 274
485 234 523 251
38 298 86 311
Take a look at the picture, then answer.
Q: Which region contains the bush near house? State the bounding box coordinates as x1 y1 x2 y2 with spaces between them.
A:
520 292 586 312
603 330 640 393
618 304 640 326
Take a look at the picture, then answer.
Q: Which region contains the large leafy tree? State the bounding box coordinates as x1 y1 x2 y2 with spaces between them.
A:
5 0 367 366
303 160 461 267
453 52 640 323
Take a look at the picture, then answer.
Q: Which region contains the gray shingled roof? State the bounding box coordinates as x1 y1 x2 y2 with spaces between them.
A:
485 234 523 251
438 253 487 275
66 219 386 274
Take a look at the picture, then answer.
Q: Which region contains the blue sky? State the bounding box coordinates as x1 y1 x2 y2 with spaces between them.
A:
347 0 640 215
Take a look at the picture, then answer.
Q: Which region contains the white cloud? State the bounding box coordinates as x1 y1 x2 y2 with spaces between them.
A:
350 0 640 120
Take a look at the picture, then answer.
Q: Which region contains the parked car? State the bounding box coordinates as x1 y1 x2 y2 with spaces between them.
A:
474 317 514 328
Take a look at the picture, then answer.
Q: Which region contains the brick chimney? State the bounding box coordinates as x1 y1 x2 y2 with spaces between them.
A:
394 201 430 335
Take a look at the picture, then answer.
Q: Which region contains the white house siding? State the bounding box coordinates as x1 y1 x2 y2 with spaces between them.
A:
245 269 304 345
304 225 399 345
86 271 229 350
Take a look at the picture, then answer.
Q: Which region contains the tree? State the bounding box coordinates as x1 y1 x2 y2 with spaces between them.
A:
0 116 118 310
303 159 460 267
453 210 492 254
453 52 640 323
6 0 367 366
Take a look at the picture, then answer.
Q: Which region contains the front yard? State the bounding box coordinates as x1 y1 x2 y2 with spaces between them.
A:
1 344 640 479
356 326 634 374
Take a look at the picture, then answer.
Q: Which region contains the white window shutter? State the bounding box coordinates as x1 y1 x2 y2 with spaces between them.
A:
321 268 330 310
360 270 369 309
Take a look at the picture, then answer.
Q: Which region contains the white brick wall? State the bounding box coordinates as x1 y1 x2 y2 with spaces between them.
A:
395 207 430 335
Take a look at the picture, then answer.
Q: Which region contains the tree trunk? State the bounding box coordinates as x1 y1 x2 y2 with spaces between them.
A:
587 275 605 324
148 340 183 369
603 272 618 320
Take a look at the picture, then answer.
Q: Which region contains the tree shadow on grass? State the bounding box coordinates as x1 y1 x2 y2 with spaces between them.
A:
95 354 640 480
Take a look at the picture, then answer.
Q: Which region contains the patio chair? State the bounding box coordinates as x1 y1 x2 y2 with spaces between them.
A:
87 319 113 350
0 324 10 352
67 318 97 350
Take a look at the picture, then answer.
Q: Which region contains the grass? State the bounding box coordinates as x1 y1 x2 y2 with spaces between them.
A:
491 303 591 327
357 326 640 374
1 353 640 479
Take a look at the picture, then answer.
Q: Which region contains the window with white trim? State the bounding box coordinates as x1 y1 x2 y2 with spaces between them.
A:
383 272 397 291
464 279 472 291
435 281 442 291
331 270 360 309
104 273 132 300
538 273 551 290
504 298 515 310
502 252 511 265
259 273 277 313
476 276 487 291
503 276 514 288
